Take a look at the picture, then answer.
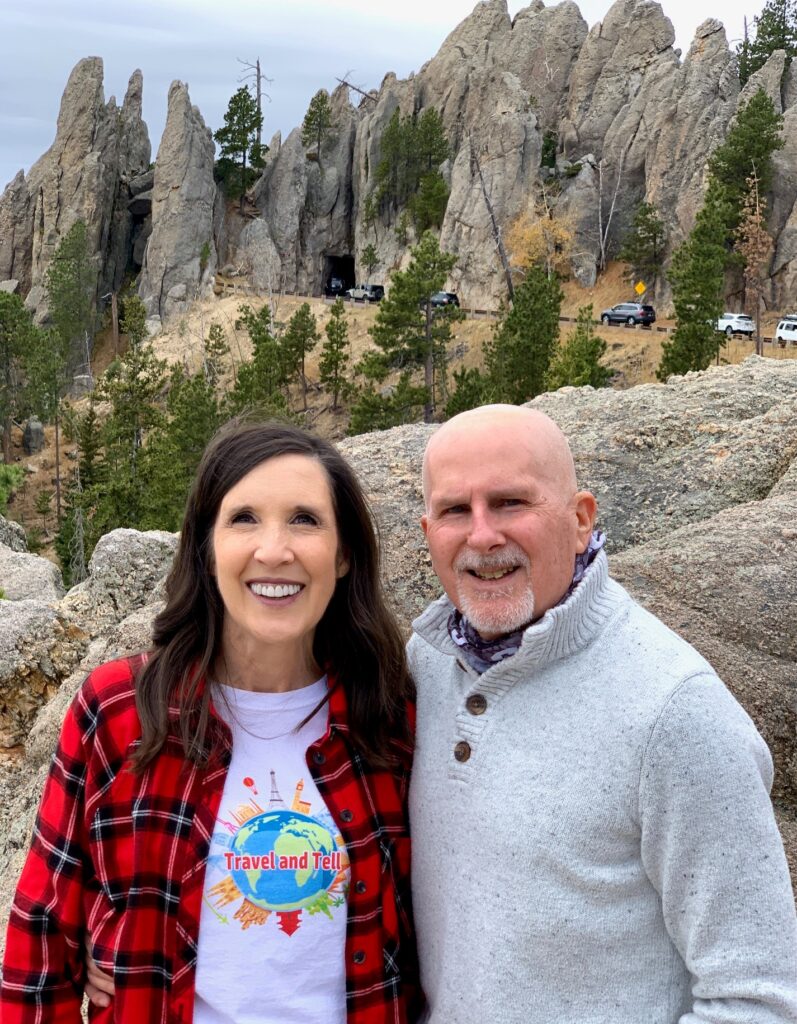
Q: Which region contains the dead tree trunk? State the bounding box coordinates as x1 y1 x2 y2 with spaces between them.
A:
470 141 514 303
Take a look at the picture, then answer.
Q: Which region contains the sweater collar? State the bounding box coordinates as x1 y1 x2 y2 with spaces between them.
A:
412 549 619 676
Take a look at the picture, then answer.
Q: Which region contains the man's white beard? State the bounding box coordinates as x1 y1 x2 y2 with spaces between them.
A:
454 545 535 638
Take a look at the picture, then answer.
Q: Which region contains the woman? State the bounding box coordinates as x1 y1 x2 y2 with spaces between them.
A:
1 420 420 1024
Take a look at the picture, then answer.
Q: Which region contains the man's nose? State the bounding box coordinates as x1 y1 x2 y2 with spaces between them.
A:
466 507 504 551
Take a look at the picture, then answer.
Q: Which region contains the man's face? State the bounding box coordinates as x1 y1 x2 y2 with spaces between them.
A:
421 421 595 639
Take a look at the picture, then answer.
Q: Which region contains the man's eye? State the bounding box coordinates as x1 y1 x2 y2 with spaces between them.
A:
441 505 467 515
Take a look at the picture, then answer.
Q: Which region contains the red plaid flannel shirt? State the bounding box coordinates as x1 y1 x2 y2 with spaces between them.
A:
1 656 422 1023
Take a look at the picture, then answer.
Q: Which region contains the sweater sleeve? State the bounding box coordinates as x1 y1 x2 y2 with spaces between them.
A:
0 681 99 1024
639 671 797 1024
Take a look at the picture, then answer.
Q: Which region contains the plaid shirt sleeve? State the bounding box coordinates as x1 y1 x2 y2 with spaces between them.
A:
0 677 102 1022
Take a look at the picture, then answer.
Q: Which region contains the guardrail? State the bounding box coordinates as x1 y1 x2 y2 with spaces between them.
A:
218 280 792 345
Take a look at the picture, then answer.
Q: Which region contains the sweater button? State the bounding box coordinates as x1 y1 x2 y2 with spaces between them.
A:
353 949 366 964
312 750 325 765
355 880 367 894
340 809 353 822
466 693 487 715
454 740 471 762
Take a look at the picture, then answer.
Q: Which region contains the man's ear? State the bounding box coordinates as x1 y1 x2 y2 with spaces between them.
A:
420 513 429 538
573 491 597 553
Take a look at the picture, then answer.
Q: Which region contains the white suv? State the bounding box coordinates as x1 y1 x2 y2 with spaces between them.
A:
775 316 797 345
715 312 754 337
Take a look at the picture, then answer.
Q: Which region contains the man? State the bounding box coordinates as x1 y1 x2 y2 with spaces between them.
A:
409 403 797 1024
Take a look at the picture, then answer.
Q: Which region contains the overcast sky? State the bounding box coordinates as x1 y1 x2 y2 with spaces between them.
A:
2 0 755 191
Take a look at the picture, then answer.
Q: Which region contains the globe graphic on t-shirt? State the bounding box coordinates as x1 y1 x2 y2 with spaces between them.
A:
229 809 340 911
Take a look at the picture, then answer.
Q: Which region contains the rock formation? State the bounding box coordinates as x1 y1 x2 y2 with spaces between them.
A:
0 356 795 957
137 81 218 328
0 58 151 321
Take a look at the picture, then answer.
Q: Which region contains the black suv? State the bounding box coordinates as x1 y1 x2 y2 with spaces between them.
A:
600 302 655 326
430 291 460 308
325 276 348 297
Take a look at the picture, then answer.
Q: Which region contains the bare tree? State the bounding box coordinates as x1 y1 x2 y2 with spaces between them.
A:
469 137 515 302
336 71 377 105
237 57 272 149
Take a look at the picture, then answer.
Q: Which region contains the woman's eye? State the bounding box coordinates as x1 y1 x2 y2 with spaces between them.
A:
230 511 256 525
292 512 319 526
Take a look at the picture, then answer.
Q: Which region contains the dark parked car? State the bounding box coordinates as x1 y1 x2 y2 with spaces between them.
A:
325 276 348 297
429 291 460 308
600 302 656 326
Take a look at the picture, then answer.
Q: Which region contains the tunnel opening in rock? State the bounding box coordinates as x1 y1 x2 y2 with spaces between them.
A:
323 254 354 295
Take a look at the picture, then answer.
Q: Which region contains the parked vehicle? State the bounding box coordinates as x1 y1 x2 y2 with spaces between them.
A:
346 283 384 302
775 316 797 344
429 291 460 308
324 276 348 297
715 312 754 337
600 302 656 326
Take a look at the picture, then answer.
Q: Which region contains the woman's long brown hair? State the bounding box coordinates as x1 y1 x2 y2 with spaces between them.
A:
132 419 413 770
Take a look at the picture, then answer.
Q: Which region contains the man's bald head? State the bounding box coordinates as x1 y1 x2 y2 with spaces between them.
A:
422 405 579 511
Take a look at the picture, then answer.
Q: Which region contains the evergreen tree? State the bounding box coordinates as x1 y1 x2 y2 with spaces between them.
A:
203 322 230 388
94 295 168 531
319 299 351 410
410 172 450 233
659 197 728 379
485 266 563 404
348 374 428 434
44 220 96 372
361 243 379 280
367 231 459 421
707 89 784 226
0 293 39 460
737 0 797 85
618 202 666 291
139 360 223 532
281 303 319 409
735 172 774 355
373 107 449 221
445 366 490 417
302 90 334 167
227 304 288 416
55 401 106 586
545 306 611 390
214 87 265 209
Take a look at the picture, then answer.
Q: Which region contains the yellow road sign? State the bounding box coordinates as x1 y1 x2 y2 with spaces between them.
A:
635 281 646 295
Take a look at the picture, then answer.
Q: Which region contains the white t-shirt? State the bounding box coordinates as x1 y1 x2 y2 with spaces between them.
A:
194 677 350 1024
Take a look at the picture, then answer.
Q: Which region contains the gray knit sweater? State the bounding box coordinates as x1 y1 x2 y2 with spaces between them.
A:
408 552 797 1024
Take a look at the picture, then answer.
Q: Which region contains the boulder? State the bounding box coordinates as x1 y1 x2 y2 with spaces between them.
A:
0 516 26 553
22 416 44 454
0 281 19 295
59 527 177 639
138 81 217 324
0 546 64 603
0 600 86 748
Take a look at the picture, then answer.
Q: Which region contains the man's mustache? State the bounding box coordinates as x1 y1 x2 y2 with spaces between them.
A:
453 545 530 574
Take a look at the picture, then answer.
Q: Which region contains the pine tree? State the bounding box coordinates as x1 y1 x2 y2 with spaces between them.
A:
0 293 39 460
618 202 666 292
659 196 728 379
281 303 319 410
735 172 774 355
737 0 797 85
214 87 265 209
445 366 490 417
707 89 784 226
302 90 334 167
367 231 459 421
227 304 288 416
319 299 351 410
348 374 428 434
94 295 168 530
485 266 563 404
361 243 379 280
545 306 611 390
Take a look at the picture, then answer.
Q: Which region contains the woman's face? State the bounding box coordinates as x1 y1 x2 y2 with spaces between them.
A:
211 454 348 670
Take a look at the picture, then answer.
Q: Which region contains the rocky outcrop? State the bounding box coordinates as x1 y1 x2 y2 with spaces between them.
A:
0 59 150 320
248 85 358 295
0 357 796 949
0 546 64 603
0 515 26 553
137 81 217 327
